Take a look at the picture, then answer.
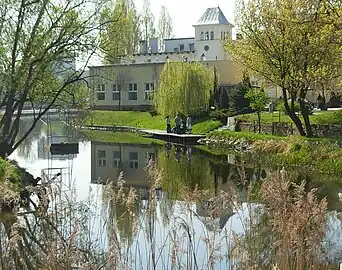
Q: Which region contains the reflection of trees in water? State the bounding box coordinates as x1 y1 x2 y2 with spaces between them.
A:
156 146 214 198
102 180 142 249
15 119 44 159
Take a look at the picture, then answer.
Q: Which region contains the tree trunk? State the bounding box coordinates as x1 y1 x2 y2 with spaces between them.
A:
283 97 306 136
0 141 11 159
300 100 313 137
257 111 261 133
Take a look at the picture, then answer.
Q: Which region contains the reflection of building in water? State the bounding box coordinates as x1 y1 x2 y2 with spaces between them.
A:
196 199 234 232
196 191 247 232
91 142 158 190
37 135 77 160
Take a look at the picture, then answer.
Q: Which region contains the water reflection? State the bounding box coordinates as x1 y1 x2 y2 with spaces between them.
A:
3 118 342 268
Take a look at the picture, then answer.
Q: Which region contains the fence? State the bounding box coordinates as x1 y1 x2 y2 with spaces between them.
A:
237 120 342 138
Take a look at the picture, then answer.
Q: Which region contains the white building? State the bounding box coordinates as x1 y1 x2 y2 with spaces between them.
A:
89 7 244 110
126 6 235 64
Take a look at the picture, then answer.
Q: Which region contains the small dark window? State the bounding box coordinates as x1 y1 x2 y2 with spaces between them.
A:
98 150 106 158
97 93 105 100
205 32 209 40
200 32 204 40
112 92 120 100
204 45 210 51
179 44 184 51
210 31 214 40
189 43 195 51
128 92 137 100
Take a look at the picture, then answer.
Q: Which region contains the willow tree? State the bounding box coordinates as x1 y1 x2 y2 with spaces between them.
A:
227 0 342 137
154 62 214 117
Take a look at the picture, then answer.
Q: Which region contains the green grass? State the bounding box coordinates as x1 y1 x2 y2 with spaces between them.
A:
236 110 342 125
84 111 221 134
205 130 342 175
84 131 163 145
208 130 288 141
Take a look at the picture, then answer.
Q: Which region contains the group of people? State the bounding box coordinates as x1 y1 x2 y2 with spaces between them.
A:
165 114 192 134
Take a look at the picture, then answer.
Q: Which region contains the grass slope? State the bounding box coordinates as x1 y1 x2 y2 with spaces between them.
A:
84 111 221 134
84 131 163 145
236 110 342 125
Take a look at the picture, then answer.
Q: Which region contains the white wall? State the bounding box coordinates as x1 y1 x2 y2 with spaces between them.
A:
194 24 232 42
165 38 195 53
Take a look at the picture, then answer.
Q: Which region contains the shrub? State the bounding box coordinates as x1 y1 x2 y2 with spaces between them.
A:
276 101 300 112
209 109 236 123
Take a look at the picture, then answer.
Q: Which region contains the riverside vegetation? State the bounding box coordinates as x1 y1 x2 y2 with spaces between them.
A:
201 130 342 175
0 155 337 269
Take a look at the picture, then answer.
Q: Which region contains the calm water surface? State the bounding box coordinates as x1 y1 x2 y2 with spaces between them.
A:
6 118 342 267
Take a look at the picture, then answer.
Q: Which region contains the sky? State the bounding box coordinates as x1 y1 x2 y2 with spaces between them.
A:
83 0 236 67
135 0 236 38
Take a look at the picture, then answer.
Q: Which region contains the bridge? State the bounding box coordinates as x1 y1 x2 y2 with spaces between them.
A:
0 108 79 119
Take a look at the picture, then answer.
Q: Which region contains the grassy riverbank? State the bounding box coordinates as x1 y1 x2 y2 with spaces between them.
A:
203 130 342 175
83 111 221 134
236 109 342 125
84 130 163 145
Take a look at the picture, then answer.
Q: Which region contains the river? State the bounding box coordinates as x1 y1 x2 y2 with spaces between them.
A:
3 117 342 269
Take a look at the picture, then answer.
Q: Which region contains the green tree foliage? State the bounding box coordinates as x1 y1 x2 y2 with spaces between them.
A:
154 62 214 117
0 0 108 158
157 5 173 52
226 0 342 137
245 88 270 133
228 75 252 113
100 0 140 62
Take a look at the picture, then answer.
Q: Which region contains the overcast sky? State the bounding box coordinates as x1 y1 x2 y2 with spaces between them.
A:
135 0 236 38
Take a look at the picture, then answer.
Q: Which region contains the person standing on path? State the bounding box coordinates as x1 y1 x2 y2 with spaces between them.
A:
186 115 192 134
165 115 171 133
174 114 181 134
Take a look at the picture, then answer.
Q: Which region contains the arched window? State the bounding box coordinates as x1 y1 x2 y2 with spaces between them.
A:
210 31 214 40
205 31 209 40
200 32 204 40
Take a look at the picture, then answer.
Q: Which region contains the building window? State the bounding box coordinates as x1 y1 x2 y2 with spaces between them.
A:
129 152 138 169
179 44 184 51
205 32 209 40
112 83 120 100
189 43 195 51
174 47 179 52
200 32 204 40
210 31 214 40
112 151 121 168
96 84 105 100
221 31 223 40
145 82 154 100
97 150 106 167
128 83 138 100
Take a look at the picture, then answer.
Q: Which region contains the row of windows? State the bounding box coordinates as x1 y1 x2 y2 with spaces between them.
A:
200 31 230 40
97 150 155 169
96 82 154 101
173 43 195 52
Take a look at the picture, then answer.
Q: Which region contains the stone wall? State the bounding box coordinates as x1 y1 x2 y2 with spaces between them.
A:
236 121 342 138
